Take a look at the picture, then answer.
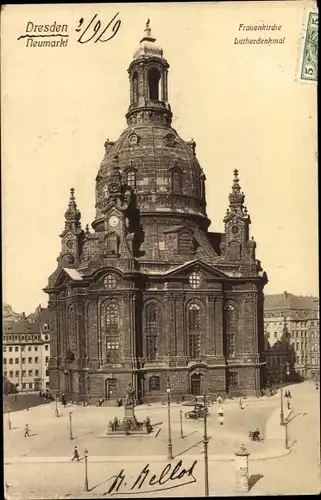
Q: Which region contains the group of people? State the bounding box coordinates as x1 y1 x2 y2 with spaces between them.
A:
39 389 54 402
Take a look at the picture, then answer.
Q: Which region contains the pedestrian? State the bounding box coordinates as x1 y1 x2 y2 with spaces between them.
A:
239 397 243 410
287 399 291 410
24 424 31 437
71 445 80 462
284 390 288 398
288 390 292 399
217 395 222 404
217 405 224 425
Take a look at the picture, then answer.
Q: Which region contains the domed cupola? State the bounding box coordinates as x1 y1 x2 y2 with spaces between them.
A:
92 20 211 256
126 18 172 128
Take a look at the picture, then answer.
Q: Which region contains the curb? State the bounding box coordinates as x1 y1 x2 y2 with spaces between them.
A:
4 447 290 465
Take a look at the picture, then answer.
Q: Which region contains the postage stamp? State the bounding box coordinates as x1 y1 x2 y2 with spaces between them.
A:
300 11 318 81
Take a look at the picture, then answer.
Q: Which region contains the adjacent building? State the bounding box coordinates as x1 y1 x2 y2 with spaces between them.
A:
264 292 319 383
44 21 268 403
3 305 51 391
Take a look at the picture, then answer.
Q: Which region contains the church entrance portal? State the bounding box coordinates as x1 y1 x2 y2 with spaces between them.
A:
190 374 201 395
105 378 117 400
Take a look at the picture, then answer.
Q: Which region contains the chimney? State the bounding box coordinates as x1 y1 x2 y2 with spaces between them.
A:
21 312 26 320
284 291 288 298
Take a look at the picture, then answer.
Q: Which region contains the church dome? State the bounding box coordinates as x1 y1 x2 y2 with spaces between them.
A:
93 21 209 232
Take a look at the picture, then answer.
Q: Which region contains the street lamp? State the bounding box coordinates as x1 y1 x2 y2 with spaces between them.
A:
180 409 184 439
166 378 173 460
69 412 73 440
25 389 29 411
203 395 209 497
55 395 59 417
284 417 289 450
280 361 290 426
84 448 89 491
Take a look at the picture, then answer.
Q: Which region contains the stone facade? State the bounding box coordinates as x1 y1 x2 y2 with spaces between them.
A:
264 293 319 383
44 21 268 402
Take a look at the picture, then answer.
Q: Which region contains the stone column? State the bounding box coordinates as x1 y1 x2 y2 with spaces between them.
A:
214 297 224 356
234 444 250 492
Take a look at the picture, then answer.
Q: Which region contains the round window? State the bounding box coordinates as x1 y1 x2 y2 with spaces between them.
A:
104 274 117 289
189 272 201 289
232 226 239 234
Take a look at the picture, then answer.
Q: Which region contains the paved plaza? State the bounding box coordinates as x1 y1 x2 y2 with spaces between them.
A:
4 382 320 498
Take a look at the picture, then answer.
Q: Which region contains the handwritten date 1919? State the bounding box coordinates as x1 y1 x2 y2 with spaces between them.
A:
75 12 121 44
107 459 197 495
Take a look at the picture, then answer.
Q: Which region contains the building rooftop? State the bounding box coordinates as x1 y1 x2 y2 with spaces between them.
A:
265 292 319 311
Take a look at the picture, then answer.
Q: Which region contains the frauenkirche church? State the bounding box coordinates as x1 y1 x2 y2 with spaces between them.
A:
44 22 268 403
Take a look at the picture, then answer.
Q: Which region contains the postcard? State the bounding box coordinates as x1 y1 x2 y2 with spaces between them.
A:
1 1 319 498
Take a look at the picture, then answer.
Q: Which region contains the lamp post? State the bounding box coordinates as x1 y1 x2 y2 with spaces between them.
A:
180 409 184 439
280 361 290 426
55 395 59 417
26 389 29 411
166 378 173 460
284 418 289 449
84 448 89 491
69 412 73 440
203 395 209 497
8 410 12 430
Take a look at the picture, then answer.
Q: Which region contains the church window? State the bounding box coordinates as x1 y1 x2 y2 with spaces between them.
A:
171 168 182 193
200 172 206 199
145 303 159 361
178 230 192 254
228 371 239 387
165 133 177 148
104 274 117 289
132 72 138 103
106 234 118 256
129 134 139 146
105 303 120 363
149 376 160 391
126 169 136 188
189 271 201 289
148 68 161 100
188 303 201 360
226 303 237 358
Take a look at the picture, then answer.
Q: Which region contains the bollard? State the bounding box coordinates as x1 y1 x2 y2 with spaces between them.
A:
234 444 250 493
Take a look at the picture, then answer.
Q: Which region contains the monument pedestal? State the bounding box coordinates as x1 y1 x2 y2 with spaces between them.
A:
107 404 152 435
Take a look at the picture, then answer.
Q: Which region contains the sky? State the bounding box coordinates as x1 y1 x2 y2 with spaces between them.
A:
1 1 318 314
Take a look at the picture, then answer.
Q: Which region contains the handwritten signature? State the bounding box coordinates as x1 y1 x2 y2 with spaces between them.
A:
105 459 198 496
75 12 121 44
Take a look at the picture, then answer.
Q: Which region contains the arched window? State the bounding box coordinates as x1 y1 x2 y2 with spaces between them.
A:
228 371 238 388
226 303 237 358
200 173 206 199
171 169 182 193
67 306 76 354
126 169 136 188
145 303 159 361
149 376 160 391
106 234 118 256
132 72 138 103
105 303 119 363
188 303 201 360
148 68 161 100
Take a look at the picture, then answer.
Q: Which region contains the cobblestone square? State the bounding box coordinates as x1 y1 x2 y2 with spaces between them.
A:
4 383 320 498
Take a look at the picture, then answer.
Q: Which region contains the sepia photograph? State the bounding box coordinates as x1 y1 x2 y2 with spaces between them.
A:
1 1 319 498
